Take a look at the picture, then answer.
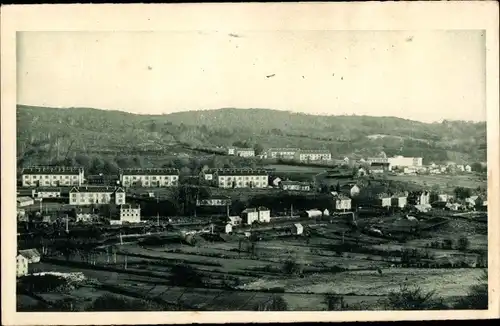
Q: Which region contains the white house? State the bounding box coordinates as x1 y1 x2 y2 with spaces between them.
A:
69 186 125 206
235 148 256 157
17 196 34 207
31 187 62 199
340 183 360 197
258 207 271 223
296 149 332 162
280 181 311 191
18 249 41 263
264 148 300 160
323 209 330 216
21 166 85 187
465 165 472 173
228 216 243 226
119 204 141 224
292 223 304 235
304 209 323 218
242 208 259 225
227 147 236 155
376 193 392 208
16 254 29 277
456 165 465 172
391 192 408 208
387 156 423 168
119 168 179 187
332 193 352 211
214 169 269 189
224 223 233 234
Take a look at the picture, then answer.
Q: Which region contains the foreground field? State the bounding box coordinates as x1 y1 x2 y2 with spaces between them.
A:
17 212 487 311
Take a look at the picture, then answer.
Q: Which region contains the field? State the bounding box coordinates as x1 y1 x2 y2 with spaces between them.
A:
386 173 486 192
17 211 488 311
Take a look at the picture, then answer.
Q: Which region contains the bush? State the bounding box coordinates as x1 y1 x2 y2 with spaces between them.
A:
168 265 204 287
253 295 288 311
457 236 470 252
386 284 447 310
85 294 162 311
282 258 303 276
324 294 348 311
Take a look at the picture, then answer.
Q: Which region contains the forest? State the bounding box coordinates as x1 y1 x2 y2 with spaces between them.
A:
17 105 487 174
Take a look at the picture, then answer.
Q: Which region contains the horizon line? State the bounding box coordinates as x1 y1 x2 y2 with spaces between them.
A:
16 103 487 124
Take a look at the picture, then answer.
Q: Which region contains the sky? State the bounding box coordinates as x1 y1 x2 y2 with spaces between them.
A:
17 30 486 123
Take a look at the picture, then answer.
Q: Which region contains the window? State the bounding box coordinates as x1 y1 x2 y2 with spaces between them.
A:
45 176 49 179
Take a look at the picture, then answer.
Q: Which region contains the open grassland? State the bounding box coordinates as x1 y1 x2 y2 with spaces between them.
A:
386 174 486 192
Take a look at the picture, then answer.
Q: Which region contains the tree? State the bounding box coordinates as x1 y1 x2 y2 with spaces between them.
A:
254 143 264 155
168 265 204 287
454 187 472 200
324 294 348 311
386 284 446 310
457 236 470 252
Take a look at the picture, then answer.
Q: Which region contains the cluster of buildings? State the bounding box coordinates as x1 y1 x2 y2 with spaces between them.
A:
226 147 333 162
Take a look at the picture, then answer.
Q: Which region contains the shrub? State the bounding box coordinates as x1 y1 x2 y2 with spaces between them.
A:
324 294 348 311
282 258 303 276
386 284 447 310
168 264 204 287
254 295 288 311
85 294 162 311
457 236 470 252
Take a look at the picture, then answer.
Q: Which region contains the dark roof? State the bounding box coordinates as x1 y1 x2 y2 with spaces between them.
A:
119 168 179 175
22 166 83 175
34 187 62 192
370 162 390 167
216 169 268 176
18 249 40 260
120 204 141 210
70 186 125 193
266 148 300 152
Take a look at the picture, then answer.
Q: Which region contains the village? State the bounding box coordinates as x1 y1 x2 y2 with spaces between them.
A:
16 146 488 311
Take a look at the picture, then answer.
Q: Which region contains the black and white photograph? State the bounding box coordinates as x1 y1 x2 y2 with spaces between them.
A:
2 2 499 325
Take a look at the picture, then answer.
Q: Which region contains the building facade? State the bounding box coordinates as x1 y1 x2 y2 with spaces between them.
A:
215 169 269 188
388 156 423 169
235 148 255 157
242 208 259 225
265 148 300 160
258 207 271 223
31 187 62 199
119 168 179 187
280 181 311 191
296 149 332 162
69 186 126 206
119 204 141 224
21 166 85 187
292 223 304 235
16 254 28 277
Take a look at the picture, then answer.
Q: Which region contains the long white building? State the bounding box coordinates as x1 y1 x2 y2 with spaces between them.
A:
69 186 126 206
119 168 179 187
296 149 332 162
387 156 423 169
264 148 300 160
214 168 269 188
21 166 85 187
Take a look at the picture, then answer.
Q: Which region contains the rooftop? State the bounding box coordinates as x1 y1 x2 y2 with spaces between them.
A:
119 168 179 175
299 149 331 154
267 148 300 152
70 186 125 193
216 168 268 176
18 248 41 260
120 204 141 210
22 166 83 175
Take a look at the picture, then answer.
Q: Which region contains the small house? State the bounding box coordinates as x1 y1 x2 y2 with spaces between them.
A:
357 167 367 177
437 194 449 203
227 147 236 156
376 193 392 208
292 223 304 235
391 192 408 208
16 254 29 277
271 177 282 187
224 223 233 234
258 207 271 223
456 165 465 172
242 208 259 225
17 208 27 222
465 165 472 172
323 208 330 216
304 209 323 218
228 216 242 226
17 196 34 207
31 187 62 199
18 249 41 263
119 204 141 224
340 183 360 197
280 181 311 192
332 193 352 211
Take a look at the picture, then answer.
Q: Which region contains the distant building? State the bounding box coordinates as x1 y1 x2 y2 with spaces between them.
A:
323 209 330 216
235 148 256 157
119 168 179 187
340 183 360 197
214 168 269 188
304 209 323 218
292 223 304 235
271 176 282 187
391 193 408 208
224 223 233 234
242 208 259 225
21 166 85 187
227 147 236 155
465 165 472 173
69 186 126 206
86 174 120 186
265 148 300 160
376 193 392 208
17 208 27 222
388 156 423 169
357 167 367 177
76 207 95 223
409 191 431 206
119 204 141 224
403 167 417 174
331 193 352 211
296 149 332 162
17 196 34 207
200 168 219 181
258 207 271 223
437 194 450 202
196 196 232 207
456 165 465 172
16 254 29 277
18 249 41 263
228 216 242 226
31 187 62 199
280 181 311 192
